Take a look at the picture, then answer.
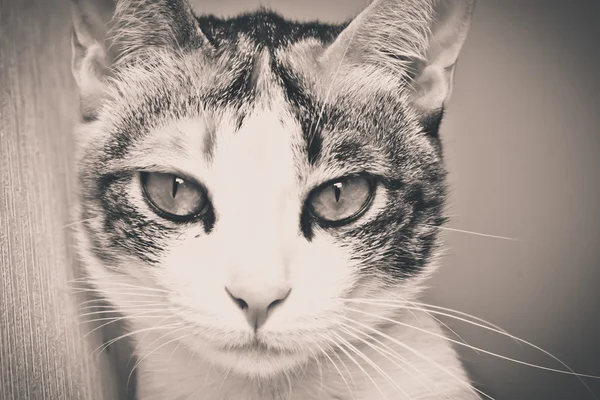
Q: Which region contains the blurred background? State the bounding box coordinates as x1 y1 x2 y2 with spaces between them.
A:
1 0 599 399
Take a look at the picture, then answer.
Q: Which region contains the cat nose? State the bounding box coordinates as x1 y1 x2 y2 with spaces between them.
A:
225 285 291 331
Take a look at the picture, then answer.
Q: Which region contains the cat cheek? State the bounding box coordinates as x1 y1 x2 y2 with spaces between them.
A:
156 234 236 324
272 238 357 327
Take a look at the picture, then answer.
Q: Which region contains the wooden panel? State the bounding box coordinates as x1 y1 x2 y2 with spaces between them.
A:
0 0 120 398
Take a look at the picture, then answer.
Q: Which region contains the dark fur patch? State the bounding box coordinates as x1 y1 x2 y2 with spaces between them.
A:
269 57 329 166
197 10 347 50
421 107 445 154
83 173 174 264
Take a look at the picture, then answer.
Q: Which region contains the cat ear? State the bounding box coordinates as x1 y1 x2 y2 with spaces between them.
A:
71 0 114 119
70 0 211 119
325 0 475 115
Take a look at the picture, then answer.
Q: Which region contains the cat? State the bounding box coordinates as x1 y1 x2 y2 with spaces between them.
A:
70 0 479 399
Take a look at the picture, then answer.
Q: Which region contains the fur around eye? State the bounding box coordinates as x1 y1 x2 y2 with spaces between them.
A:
307 175 375 226
141 172 209 221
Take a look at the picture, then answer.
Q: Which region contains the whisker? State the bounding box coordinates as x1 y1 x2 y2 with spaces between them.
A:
400 302 479 356
76 300 115 310
217 367 232 395
78 306 168 318
429 225 518 242
312 336 356 400
305 337 326 395
78 301 166 312
331 331 409 399
81 315 172 324
69 275 140 283
168 335 185 363
323 333 390 400
62 216 100 229
284 369 293 400
128 314 178 368
80 309 173 341
345 306 600 399
338 324 439 400
341 315 492 400
69 276 163 285
409 301 510 334
345 298 510 336
403 306 597 397
76 297 163 308
426 314 479 355
340 322 447 400
93 323 183 358
345 298 483 353
70 288 164 298
69 282 170 294
127 326 191 389
94 282 170 293
328 336 358 394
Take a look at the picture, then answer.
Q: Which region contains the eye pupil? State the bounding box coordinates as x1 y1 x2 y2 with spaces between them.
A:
333 182 342 202
172 177 182 198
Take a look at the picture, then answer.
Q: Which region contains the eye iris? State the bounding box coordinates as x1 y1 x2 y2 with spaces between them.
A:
309 176 373 224
142 172 207 219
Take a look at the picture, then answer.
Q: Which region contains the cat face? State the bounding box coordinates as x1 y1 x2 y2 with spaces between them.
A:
72 0 473 378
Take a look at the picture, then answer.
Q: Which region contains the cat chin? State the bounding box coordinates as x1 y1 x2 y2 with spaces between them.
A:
184 338 310 378
219 350 308 378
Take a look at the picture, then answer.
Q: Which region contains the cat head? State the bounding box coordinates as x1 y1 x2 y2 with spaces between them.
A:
71 0 474 378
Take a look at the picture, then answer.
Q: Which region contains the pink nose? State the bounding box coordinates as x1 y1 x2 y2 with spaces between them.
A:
225 285 291 330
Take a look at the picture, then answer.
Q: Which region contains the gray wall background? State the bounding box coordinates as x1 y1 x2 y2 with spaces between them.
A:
1 0 598 399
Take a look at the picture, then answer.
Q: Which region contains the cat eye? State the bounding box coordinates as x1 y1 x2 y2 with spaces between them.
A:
307 175 375 226
141 172 209 221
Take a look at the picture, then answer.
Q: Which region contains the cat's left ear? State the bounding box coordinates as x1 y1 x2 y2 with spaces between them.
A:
325 0 475 116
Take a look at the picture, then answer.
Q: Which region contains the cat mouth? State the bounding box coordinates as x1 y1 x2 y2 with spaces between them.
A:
209 337 309 377
219 338 296 356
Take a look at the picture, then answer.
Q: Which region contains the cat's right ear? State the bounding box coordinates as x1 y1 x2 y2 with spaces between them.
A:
323 0 475 125
70 0 116 120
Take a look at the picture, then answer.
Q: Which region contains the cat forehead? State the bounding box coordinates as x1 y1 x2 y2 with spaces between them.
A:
89 16 430 180
101 9 409 119
104 36 405 113
97 63 417 181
